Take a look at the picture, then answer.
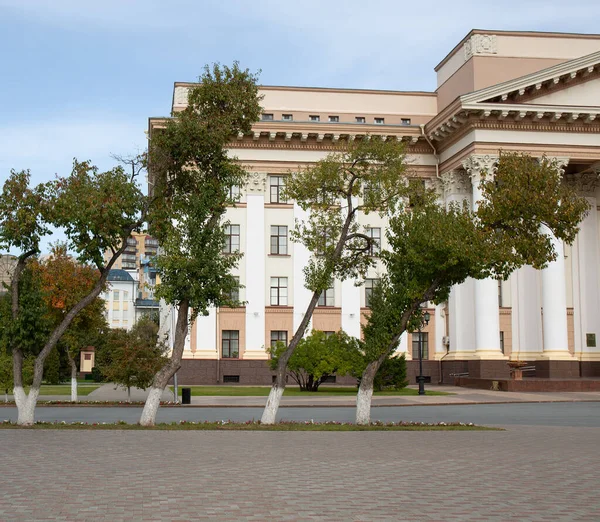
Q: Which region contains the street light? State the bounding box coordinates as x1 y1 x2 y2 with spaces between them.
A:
417 310 431 396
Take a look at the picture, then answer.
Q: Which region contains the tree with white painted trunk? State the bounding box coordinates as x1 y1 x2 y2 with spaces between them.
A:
356 153 590 424
0 160 147 424
261 137 410 424
140 63 263 426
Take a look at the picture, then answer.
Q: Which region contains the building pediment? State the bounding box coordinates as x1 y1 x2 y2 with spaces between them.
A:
426 50 600 142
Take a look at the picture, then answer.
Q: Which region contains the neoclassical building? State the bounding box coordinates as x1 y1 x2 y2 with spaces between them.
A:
150 29 600 384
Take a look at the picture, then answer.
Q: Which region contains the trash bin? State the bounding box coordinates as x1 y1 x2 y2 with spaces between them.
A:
181 388 191 405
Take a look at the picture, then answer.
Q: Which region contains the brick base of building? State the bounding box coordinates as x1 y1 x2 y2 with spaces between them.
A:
173 358 600 385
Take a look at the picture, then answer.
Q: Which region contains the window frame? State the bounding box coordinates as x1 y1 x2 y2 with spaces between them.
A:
270 277 288 306
269 175 287 204
222 330 240 359
309 115 320 122
223 224 240 254
412 332 429 360
270 330 288 349
355 116 366 124
328 115 339 122
270 225 288 255
261 113 274 121
318 287 335 307
366 227 381 256
364 278 378 308
374 117 385 125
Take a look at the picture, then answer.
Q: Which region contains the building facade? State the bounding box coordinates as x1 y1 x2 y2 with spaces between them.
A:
150 29 600 384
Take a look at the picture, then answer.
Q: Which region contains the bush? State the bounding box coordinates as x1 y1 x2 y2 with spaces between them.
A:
374 354 408 391
90 366 105 383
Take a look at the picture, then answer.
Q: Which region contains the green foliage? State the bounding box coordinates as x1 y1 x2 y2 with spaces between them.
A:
96 317 168 393
90 366 105 383
0 265 51 357
284 137 408 293
148 63 262 318
268 330 362 391
43 346 62 385
373 354 408 392
362 151 590 365
0 348 34 396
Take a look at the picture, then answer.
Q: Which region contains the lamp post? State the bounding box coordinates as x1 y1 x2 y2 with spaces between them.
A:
417 310 431 396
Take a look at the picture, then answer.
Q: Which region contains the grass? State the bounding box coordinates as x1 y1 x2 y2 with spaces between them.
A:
172 386 451 397
23 384 101 396
0 421 496 431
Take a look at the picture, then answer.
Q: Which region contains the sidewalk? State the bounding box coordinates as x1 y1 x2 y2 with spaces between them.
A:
8 384 600 407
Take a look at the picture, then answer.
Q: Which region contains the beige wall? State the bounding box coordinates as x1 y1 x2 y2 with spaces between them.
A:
312 308 342 332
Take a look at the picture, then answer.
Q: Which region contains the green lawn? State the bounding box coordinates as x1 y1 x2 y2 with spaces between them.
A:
173 386 450 397
34 385 100 396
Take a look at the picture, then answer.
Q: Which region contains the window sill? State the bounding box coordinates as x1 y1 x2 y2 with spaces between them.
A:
268 254 291 257
266 203 292 208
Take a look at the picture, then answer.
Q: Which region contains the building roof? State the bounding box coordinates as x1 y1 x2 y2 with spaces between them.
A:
107 269 135 282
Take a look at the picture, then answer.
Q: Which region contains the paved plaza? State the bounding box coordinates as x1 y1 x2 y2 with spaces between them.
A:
0 423 599 521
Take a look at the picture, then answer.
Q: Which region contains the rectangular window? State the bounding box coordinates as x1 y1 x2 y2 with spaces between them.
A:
84 354 92 361
227 276 240 303
270 330 288 348
269 175 287 204
122 301 129 311
113 290 119 300
229 185 241 202
364 278 378 308
282 114 293 121
328 115 339 122
223 224 240 253
355 116 366 124
401 118 411 125
500 331 505 354
366 227 381 256
261 113 274 121
112 300 120 311
318 287 335 307
374 117 385 124
270 225 288 255
222 330 240 358
223 375 240 383
412 332 429 359
270 277 288 306
323 331 335 338
316 227 334 256
309 115 320 122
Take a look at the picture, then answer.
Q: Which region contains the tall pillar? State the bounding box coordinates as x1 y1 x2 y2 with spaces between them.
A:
462 155 504 359
569 170 600 365
540 158 572 360
244 173 267 359
441 170 475 359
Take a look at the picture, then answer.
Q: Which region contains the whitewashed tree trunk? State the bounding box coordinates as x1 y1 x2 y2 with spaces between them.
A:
140 387 163 426
4 391 8 403
356 384 374 425
127 386 131 403
14 385 39 426
69 356 78 402
261 385 284 424
139 299 189 426
71 377 78 403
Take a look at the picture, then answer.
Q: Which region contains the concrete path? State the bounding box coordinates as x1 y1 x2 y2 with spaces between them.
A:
86 383 174 402
1 425 598 520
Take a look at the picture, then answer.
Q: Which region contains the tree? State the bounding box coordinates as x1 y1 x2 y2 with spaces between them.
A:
0 159 147 425
96 318 168 402
261 137 410 423
355 153 589 424
371 354 408 392
139 62 262 426
268 330 362 392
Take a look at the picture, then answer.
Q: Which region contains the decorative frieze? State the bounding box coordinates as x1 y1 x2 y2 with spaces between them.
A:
246 172 267 193
544 156 570 176
173 86 190 106
441 170 470 198
464 34 497 60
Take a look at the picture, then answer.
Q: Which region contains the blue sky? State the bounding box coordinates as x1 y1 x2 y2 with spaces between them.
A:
1 0 599 189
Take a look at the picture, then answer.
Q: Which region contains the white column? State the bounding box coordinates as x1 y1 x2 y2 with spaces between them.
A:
511 265 543 359
397 332 409 359
293 202 314 334
462 155 504 359
441 171 475 359
191 308 217 358
244 173 267 358
540 158 571 359
569 171 600 360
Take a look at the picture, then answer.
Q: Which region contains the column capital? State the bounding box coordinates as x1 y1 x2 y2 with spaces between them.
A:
441 170 470 198
246 172 267 194
566 171 600 197
424 177 444 199
543 156 570 176
461 154 499 184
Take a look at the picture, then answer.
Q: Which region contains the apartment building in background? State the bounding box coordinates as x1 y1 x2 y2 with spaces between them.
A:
149 29 600 384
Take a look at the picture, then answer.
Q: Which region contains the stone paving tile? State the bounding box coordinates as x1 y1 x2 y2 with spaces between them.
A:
0 426 598 520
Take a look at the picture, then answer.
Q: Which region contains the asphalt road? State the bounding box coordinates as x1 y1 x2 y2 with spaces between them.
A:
1 401 599 426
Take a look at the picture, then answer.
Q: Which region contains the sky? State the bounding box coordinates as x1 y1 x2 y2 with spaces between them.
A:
1 0 599 190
